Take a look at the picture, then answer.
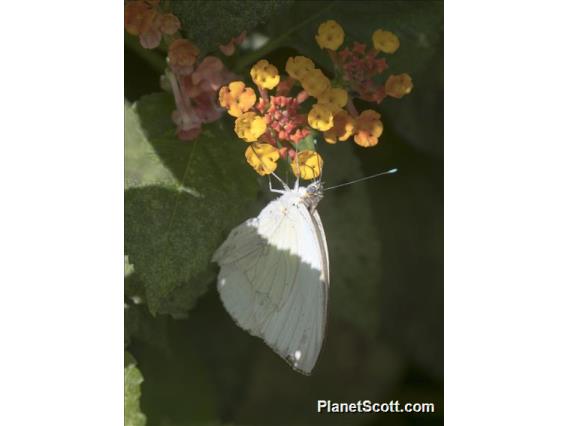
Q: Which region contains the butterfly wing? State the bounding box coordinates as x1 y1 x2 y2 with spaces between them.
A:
213 193 329 375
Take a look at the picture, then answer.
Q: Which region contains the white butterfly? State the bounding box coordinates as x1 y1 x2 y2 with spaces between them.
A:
212 176 329 375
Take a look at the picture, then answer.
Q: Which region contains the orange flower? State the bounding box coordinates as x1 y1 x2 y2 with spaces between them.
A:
218 81 257 117
124 1 153 36
323 110 355 144
159 13 181 35
354 110 383 147
385 73 413 98
168 39 199 76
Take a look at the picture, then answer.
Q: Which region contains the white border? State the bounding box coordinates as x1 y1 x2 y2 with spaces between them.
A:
0 1 123 424
445 1 568 424
1 1 567 425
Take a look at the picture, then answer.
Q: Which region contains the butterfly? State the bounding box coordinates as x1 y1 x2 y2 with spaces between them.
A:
212 175 329 375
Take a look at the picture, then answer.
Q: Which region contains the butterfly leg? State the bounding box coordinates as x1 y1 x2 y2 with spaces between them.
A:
269 173 288 194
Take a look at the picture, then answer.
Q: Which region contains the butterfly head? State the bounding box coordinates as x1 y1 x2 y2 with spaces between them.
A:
301 181 324 211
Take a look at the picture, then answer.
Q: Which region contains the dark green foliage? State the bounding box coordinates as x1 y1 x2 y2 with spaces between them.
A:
125 94 259 316
170 0 293 55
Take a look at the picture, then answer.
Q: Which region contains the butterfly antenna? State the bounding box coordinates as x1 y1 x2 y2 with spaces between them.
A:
270 172 289 192
324 168 398 191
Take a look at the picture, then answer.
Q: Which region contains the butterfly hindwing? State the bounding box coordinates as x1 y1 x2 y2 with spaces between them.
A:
213 190 328 374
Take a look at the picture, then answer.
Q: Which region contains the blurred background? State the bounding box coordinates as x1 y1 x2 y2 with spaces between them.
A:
125 1 443 425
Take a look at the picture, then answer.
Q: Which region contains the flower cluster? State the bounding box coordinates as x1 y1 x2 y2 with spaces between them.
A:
218 59 326 178
319 21 413 104
124 0 180 49
168 51 235 140
217 20 413 178
125 2 249 140
314 20 412 144
124 9 413 177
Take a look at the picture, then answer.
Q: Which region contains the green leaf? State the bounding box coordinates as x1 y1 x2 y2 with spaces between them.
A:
125 101 175 188
124 94 259 316
295 132 317 152
125 352 146 426
170 0 293 55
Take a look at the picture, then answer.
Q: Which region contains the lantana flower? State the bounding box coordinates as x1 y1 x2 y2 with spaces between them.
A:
329 21 412 105
317 87 348 113
168 39 200 76
323 110 355 144
285 56 315 80
167 52 234 140
354 110 384 147
372 29 400 53
300 69 331 97
385 73 414 98
308 104 334 131
291 150 324 180
315 20 345 51
124 1 180 49
250 59 280 90
159 13 181 35
235 112 267 142
218 81 257 117
245 143 280 175
125 2 232 142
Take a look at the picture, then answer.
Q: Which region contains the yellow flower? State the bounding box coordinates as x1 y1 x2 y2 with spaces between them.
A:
315 20 344 51
354 110 383 147
385 73 413 98
250 59 280 90
323 110 355 144
372 29 400 54
308 103 334 131
285 56 315 80
291 150 324 180
218 81 257 117
300 68 331 97
245 143 280 175
316 87 348 113
234 112 267 142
